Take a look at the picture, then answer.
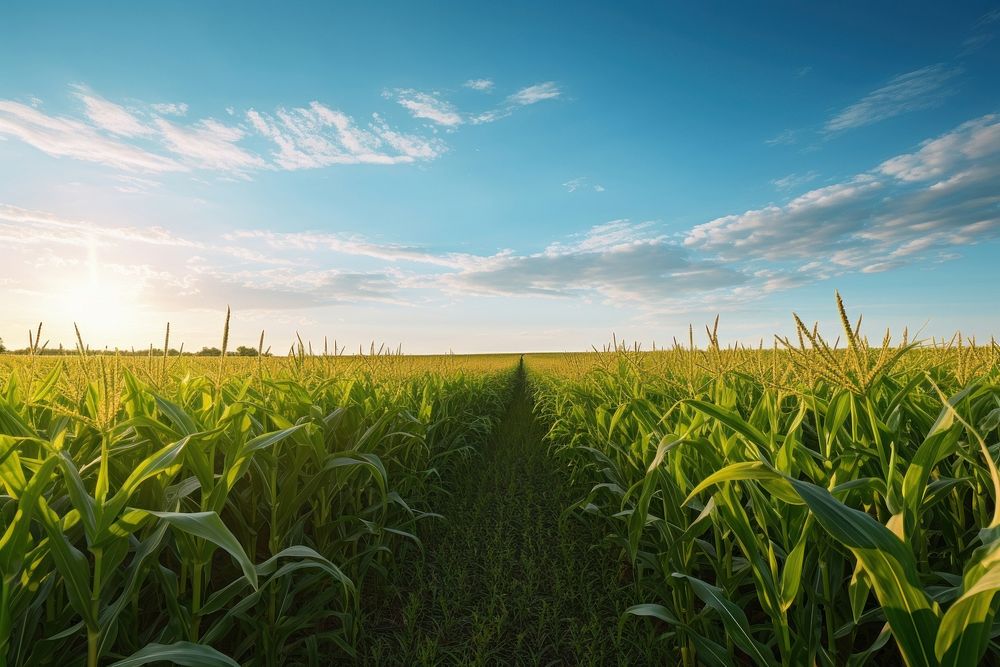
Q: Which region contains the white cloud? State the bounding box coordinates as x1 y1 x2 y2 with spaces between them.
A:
975 8 1000 27
6 108 1000 326
0 100 184 172
156 117 266 173
686 176 885 260
2 82 560 176
464 78 494 91
247 102 443 169
393 89 464 126
826 64 959 132
151 102 189 116
765 129 800 146
197 266 408 308
440 220 745 303
564 176 605 193
687 114 1000 275
113 174 161 194
508 82 561 105
0 203 200 248
878 114 1000 181
469 81 562 125
226 229 481 269
771 171 818 190
72 86 153 137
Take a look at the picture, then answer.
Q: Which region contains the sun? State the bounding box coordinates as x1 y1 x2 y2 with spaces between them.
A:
58 272 134 348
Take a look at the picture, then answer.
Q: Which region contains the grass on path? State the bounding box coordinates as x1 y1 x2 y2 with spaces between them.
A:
363 367 667 665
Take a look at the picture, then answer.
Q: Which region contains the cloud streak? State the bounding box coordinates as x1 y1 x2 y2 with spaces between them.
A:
1 81 559 178
4 114 996 319
0 99 184 172
687 114 1000 276
464 78 494 92
826 64 959 132
246 102 442 168
393 90 463 126
391 81 562 126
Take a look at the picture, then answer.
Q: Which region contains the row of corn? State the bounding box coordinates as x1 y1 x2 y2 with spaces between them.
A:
530 306 1000 666
0 351 514 666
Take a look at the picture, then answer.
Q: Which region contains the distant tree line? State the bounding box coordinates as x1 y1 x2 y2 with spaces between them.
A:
0 341 271 356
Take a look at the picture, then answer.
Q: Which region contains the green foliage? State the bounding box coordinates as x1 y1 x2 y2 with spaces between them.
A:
531 304 1000 666
0 352 512 665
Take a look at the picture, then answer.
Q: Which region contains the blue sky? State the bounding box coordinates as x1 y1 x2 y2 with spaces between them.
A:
1 1 998 352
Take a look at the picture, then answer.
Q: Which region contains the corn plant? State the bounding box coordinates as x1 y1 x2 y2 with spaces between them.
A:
532 299 1000 666
0 338 513 665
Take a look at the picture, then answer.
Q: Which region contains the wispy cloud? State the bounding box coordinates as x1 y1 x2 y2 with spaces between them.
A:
825 64 959 132
563 176 605 193
508 82 561 105
0 85 448 176
155 117 266 173
1 82 560 178
440 220 745 303
0 99 184 172
469 82 563 124
9 112 994 320
0 203 200 248
687 114 1000 275
464 78 494 92
961 9 1000 55
72 86 154 137
393 80 562 126
247 103 442 168
765 128 800 146
393 89 464 126
771 171 818 190
113 174 162 194
975 8 1000 28
150 102 189 116
225 229 483 270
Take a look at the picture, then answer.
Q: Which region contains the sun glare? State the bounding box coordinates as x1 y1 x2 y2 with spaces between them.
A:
58 274 134 347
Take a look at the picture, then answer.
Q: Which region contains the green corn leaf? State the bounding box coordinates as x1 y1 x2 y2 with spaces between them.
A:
900 385 973 542
683 460 798 506
684 399 773 463
36 498 97 629
239 423 306 457
0 456 58 575
108 641 239 667
789 479 940 667
55 450 99 546
673 573 775 666
780 528 809 612
142 511 258 590
622 603 679 625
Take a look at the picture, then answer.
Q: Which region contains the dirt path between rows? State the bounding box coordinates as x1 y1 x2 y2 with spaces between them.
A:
362 365 666 666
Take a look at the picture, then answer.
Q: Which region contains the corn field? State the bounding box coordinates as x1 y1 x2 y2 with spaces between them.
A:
0 339 513 665
2 299 1000 665
531 303 1000 666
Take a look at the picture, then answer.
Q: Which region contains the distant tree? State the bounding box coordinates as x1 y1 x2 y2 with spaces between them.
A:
0 337 5 353
234 345 258 357
196 346 222 356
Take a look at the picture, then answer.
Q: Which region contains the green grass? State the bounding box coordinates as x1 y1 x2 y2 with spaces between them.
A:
362 365 667 665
